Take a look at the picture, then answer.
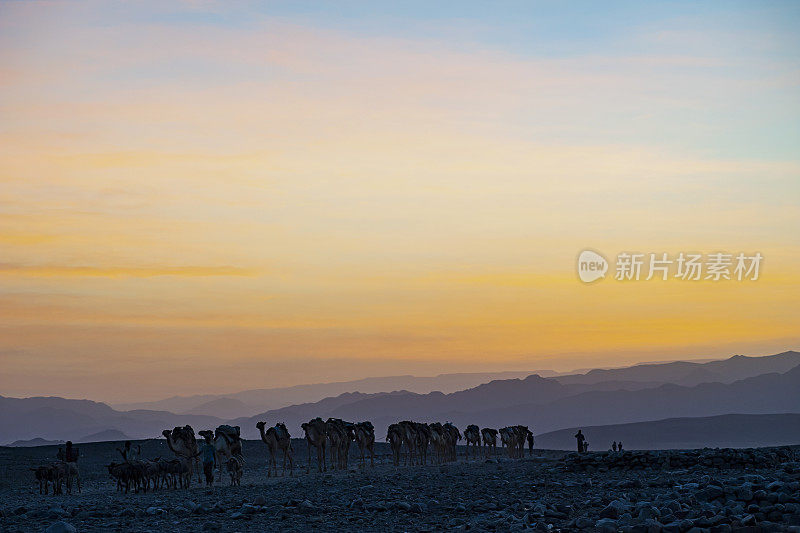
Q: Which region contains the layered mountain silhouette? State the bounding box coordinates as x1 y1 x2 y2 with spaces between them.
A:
114 351 798 417
553 351 800 386
232 358 800 439
2 351 798 447
112 370 557 416
0 395 223 444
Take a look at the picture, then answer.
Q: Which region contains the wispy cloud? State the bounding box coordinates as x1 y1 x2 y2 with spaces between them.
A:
0 264 257 278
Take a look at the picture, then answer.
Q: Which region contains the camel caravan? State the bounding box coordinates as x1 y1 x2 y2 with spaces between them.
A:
31 420 535 495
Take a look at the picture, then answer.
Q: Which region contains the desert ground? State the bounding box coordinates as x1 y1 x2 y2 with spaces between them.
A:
1 439 799 532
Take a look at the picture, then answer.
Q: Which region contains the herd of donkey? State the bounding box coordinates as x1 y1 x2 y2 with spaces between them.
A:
30 419 536 496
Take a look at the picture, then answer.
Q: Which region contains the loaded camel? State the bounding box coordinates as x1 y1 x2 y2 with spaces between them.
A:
464 424 481 460
162 425 202 483
386 423 403 466
414 422 431 465
302 417 328 473
354 421 376 468
397 420 424 466
499 425 533 458
255 421 294 477
443 422 461 462
324 418 353 470
481 427 498 457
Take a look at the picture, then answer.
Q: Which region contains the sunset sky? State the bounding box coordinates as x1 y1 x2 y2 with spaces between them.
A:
1 1 799 403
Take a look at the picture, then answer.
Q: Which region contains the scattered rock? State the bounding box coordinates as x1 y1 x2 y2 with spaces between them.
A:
600 500 628 519
596 517 618 532
297 500 316 514
44 522 76 533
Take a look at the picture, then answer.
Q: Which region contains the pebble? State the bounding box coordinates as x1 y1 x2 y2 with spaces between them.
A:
44 522 77 533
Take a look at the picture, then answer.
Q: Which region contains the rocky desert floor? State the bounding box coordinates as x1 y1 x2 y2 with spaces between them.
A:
1 440 799 532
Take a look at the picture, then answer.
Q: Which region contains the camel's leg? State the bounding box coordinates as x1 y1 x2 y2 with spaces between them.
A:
307 442 312 474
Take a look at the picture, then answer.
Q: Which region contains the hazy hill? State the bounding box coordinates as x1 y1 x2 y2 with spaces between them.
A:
0 395 223 444
77 429 131 443
534 413 800 450
7 437 65 447
554 351 800 387
113 371 555 416
186 398 250 419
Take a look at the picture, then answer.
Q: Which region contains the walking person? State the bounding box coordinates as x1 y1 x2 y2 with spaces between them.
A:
201 434 216 487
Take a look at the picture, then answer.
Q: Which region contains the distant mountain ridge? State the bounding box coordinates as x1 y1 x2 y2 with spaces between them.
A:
2 351 797 446
0 395 223 445
232 354 800 439
112 352 799 418
112 370 559 417
554 351 800 387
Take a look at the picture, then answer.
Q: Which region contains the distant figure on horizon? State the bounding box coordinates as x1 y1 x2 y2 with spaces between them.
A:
618 441 623 451
201 433 216 487
65 441 79 462
574 429 586 453
612 441 618 452
117 441 136 463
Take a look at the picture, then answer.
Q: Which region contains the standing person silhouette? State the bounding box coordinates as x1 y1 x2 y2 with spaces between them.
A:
612 441 618 452
618 441 623 451
117 441 136 462
201 434 216 487
574 429 586 453
65 441 79 462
